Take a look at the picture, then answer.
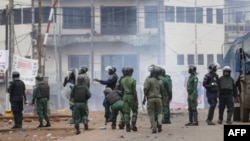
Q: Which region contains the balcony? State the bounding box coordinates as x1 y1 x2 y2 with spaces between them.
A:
225 23 250 42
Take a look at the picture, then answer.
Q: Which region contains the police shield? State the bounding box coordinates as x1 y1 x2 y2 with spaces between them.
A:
61 82 74 105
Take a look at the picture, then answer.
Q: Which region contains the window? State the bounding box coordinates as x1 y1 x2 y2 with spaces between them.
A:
23 8 32 24
34 7 52 23
187 54 194 65
186 7 194 23
196 7 203 23
68 55 89 70
217 54 223 68
198 54 204 65
63 7 91 29
101 55 139 81
207 54 214 66
216 9 223 24
0 9 6 25
165 6 175 22
145 6 158 28
206 8 213 23
14 9 21 24
176 7 185 23
236 11 243 23
101 6 137 34
177 54 184 65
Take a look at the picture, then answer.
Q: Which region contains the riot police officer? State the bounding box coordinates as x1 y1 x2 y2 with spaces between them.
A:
143 65 165 133
158 67 172 124
121 67 138 132
203 63 219 125
103 88 124 129
185 65 199 126
94 66 118 90
94 66 118 122
8 71 27 129
70 75 91 134
218 66 238 124
78 66 90 88
32 74 51 128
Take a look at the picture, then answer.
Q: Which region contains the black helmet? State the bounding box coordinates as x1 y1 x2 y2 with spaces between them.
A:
208 63 218 71
79 66 88 74
77 75 84 83
122 67 127 74
126 67 134 74
35 74 43 81
112 67 117 73
148 64 156 73
12 71 20 80
188 64 197 72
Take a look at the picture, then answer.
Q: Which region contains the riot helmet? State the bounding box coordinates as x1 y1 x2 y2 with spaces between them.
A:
208 63 218 72
103 87 112 95
12 71 20 80
188 64 197 74
105 66 115 75
222 66 231 76
35 74 43 81
79 66 88 74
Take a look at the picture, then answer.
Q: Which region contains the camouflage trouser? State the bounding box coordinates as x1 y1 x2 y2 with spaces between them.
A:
36 98 50 123
162 101 170 116
123 95 138 125
73 102 88 126
147 98 163 131
111 100 124 127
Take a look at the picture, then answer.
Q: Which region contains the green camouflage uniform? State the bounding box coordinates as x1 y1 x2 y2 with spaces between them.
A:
144 77 165 132
186 74 198 124
70 84 91 131
121 75 138 131
32 81 50 127
103 90 124 129
159 75 172 123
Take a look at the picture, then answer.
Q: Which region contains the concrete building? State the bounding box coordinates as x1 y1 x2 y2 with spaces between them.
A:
0 0 237 111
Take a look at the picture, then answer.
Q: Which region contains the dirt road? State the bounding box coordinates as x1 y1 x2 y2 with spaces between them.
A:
0 109 249 141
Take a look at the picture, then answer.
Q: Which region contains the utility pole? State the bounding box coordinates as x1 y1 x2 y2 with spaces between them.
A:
38 0 43 74
5 5 9 92
90 0 94 83
9 0 14 75
194 0 198 65
31 0 35 59
157 0 165 65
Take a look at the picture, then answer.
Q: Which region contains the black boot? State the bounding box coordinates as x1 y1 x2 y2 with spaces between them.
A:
157 124 162 133
206 107 215 125
83 119 88 130
218 108 224 124
75 125 81 135
118 121 125 129
226 108 233 124
45 120 51 127
37 120 44 128
131 116 138 131
193 111 199 126
185 111 193 126
126 124 130 132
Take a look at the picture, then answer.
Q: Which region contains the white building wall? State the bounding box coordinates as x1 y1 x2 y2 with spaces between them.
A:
164 0 225 68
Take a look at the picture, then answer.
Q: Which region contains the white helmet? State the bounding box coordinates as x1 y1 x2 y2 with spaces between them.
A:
105 66 114 72
222 66 231 72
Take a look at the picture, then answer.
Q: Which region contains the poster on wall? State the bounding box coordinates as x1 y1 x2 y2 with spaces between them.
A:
166 66 207 109
12 55 38 86
0 50 9 82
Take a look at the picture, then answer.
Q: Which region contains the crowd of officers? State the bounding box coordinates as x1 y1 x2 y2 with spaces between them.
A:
6 62 238 135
